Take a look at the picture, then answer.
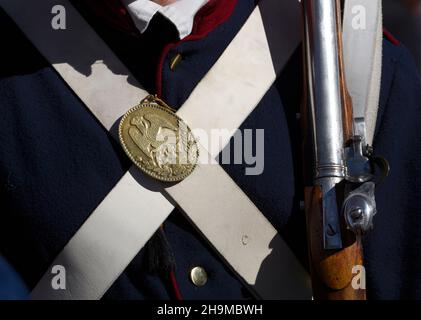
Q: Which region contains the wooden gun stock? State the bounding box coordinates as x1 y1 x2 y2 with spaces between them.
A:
304 188 365 300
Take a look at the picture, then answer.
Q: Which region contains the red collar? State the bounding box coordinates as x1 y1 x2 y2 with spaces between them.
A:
80 0 238 39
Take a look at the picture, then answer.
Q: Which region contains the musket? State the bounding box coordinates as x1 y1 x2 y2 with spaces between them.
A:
301 0 382 299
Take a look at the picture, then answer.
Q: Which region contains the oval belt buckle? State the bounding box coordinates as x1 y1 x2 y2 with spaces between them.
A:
119 95 199 182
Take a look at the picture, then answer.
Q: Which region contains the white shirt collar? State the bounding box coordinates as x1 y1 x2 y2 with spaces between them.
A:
122 0 208 39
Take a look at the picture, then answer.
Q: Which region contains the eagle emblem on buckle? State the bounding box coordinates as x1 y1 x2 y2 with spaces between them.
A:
119 95 198 182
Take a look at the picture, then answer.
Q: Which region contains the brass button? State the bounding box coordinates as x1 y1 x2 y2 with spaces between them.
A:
190 266 208 287
170 53 183 71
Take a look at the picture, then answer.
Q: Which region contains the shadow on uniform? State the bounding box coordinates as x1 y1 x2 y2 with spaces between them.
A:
249 1 312 299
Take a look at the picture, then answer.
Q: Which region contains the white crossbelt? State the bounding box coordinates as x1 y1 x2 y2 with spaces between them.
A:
343 0 383 145
1 0 312 299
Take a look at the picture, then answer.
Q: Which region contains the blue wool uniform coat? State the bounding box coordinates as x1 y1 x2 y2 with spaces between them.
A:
0 256 27 299
0 1 420 299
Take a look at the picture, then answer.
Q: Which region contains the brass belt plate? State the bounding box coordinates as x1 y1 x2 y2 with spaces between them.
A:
119 95 198 182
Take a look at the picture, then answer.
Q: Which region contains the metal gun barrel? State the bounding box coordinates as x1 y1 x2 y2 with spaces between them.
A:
303 0 346 180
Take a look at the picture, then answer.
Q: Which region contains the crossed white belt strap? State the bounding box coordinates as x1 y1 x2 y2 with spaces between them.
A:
343 0 383 145
1 0 312 299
